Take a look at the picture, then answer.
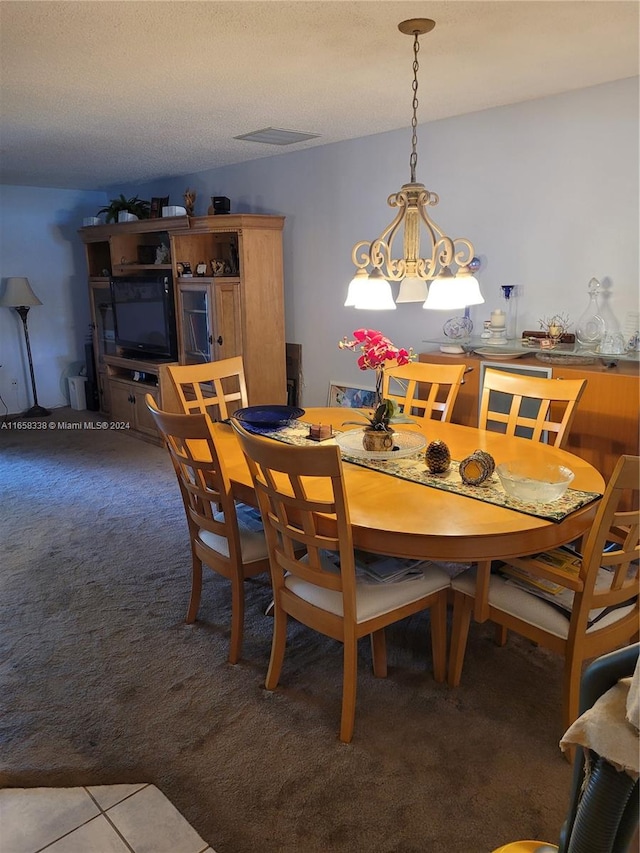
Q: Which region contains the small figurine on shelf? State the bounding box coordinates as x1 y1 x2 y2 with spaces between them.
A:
155 243 170 265
183 188 196 217
539 313 571 347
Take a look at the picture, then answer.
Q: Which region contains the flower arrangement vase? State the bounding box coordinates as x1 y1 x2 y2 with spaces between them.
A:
362 429 394 452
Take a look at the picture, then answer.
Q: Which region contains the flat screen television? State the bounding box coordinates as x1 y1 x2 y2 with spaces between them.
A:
110 273 177 360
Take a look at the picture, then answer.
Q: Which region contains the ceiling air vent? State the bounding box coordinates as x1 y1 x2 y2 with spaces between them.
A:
234 127 320 146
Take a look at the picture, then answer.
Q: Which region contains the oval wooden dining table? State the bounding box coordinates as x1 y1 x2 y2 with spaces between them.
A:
211 406 605 622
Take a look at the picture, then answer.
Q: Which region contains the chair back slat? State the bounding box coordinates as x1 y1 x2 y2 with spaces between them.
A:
166 356 249 421
382 361 466 424
479 367 586 447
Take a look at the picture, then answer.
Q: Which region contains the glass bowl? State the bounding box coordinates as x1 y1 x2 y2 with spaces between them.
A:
496 460 575 503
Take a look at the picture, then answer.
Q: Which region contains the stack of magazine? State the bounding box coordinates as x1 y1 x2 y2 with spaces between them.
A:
498 545 627 626
353 550 428 583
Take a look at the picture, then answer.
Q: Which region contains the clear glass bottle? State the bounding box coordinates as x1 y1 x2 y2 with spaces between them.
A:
576 278 606 348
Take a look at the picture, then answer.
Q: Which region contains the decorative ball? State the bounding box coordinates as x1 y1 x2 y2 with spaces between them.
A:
473 449 495 476
425 440 451 474
459 452 493 485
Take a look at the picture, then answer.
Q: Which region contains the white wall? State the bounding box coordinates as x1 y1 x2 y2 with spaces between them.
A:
124 78 639 406
0 185 107 413
1 79 636 414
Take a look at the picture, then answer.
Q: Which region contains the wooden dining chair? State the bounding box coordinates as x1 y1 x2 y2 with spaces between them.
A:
146 395 270 663
230 417 451 743
448 454 640 733
479 367 586 448
382 360 466 424
164 356 248 421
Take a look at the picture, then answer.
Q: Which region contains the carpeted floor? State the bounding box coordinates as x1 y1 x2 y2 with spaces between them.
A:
1 409 574 852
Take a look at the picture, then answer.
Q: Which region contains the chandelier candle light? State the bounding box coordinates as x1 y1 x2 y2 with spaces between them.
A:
345 18 484 312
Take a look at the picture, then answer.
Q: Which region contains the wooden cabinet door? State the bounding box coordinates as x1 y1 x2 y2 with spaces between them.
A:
109 379 134 424
108 378 158 439
177 283 213 364
131 387 159 438
213 280 242 361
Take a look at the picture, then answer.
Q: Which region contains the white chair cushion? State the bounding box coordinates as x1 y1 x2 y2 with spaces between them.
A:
198 503 268 563
452 566 636 639
285 553 451 623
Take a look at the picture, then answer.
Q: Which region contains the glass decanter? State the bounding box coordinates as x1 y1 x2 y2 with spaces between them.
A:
575 278 606 347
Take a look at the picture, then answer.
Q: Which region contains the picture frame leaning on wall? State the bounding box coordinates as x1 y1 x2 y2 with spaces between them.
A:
327 380 376 409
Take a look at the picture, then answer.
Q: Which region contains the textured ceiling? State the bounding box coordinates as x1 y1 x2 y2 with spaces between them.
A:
1 0 638 191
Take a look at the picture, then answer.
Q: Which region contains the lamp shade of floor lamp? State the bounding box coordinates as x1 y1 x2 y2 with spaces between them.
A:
0 277 51 417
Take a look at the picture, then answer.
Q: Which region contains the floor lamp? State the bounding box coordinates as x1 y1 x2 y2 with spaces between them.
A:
0 277 51 418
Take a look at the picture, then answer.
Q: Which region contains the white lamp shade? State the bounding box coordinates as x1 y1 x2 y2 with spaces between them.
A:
354 269 397 310
424 273 484 311
0 277 42 307
344 269 369 307
395 275 428 303
456 273 484 307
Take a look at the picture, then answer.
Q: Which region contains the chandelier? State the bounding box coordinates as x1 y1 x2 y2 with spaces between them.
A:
345 19 483 311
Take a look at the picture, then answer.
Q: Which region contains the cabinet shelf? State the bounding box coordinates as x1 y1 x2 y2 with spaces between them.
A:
113 264 172 273
176 275 240 285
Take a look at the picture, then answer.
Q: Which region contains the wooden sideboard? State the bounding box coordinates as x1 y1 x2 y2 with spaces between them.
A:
419 350 639 488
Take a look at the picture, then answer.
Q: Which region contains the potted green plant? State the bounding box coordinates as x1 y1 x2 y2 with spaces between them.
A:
96 194 151 223
343 398 415 452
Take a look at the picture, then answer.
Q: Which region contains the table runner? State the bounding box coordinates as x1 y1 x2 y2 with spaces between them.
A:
255 420 602 523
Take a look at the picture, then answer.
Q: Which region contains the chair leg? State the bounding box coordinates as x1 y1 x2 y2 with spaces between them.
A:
228 574 245 664
265 604 287 690
185 553 203 624
340 638 358 744
495 625 508 647
430 593 448 683
563 655 584 734
370 629 387 678
448 591 474 687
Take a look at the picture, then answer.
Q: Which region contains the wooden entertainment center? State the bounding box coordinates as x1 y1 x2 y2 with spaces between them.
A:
79 214 286 441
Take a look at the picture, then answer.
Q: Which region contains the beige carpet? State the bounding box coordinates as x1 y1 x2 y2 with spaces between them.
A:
0 409 573 852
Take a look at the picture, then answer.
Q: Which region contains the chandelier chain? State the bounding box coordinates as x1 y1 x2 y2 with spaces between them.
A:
409 31 420 184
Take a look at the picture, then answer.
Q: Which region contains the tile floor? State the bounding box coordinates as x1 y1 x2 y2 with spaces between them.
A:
0 784 215 853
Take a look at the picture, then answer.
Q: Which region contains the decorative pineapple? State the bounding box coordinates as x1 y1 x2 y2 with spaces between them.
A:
425 440 451 474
